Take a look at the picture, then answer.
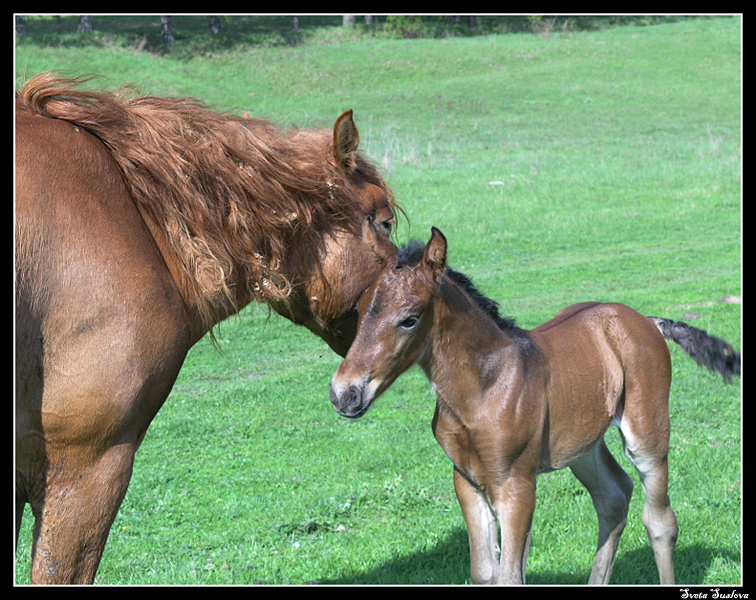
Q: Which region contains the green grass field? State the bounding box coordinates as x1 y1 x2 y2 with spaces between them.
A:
15 16 741 585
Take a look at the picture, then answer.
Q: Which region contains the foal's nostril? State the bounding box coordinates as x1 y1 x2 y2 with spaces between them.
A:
347 385 363 410
329 379 370 418
330 371 378 419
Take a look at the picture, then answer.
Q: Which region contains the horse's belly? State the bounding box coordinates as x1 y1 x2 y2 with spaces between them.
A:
540 375 623 471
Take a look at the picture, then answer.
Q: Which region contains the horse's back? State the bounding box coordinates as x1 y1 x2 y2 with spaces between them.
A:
534 302 665 344
528 302 671 467
532 301 670 380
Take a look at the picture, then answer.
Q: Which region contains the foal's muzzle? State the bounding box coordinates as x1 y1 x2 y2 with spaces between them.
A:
329 376 376 419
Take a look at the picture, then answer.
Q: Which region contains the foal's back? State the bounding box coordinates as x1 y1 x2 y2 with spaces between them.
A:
527 302 672 471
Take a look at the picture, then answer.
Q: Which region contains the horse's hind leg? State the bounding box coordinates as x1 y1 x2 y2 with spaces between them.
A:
639 466 677 585
620 422 678 584
617 317 678 584
570 438 635 584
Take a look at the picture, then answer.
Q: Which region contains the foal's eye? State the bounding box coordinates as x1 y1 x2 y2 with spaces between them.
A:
399 316 419 330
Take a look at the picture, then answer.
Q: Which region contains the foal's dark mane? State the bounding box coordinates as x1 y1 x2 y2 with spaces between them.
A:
396 241 516 330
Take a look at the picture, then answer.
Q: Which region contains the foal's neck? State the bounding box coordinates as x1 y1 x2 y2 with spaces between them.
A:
419 277 513 400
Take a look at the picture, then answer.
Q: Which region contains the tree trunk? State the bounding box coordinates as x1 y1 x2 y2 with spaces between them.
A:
207 16 222 34
161 16 174 44
78 16 93 33
15 15 27 36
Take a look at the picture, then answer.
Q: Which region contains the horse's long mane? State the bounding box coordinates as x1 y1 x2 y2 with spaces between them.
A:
17 72 394 328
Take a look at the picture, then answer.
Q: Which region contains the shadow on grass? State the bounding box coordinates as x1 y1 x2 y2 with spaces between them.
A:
608 543 741 587
320 527 740 586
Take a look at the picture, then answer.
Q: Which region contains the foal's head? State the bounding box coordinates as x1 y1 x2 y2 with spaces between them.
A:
329 221 447 418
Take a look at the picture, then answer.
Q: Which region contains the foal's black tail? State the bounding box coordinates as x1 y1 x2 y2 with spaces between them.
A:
649 317 741 383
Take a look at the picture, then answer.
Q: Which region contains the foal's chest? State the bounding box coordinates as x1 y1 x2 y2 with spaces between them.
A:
431 403 492 491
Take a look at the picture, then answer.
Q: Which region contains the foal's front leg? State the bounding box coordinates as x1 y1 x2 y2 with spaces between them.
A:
453 468 500 584
491 475 537 584
454 467 536 584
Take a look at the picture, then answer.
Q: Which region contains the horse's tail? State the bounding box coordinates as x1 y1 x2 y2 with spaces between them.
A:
648 317 740 383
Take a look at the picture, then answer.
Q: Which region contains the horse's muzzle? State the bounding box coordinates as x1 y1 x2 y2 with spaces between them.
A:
329 377 375 419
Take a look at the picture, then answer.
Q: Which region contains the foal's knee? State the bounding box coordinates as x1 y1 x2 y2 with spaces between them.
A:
470 563 498 585
642 501 678 542
468 533 500 584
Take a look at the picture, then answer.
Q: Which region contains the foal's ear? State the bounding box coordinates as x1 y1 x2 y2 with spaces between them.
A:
363 216 397 264
333 109 360 171
424 227 447 281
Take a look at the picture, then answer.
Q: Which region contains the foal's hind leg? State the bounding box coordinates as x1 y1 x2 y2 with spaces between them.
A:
620 421 678 584
569 438 634 584
617 318 678 584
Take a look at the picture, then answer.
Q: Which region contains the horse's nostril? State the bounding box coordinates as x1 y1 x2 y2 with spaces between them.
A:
330 378 372 418
347 385 363 410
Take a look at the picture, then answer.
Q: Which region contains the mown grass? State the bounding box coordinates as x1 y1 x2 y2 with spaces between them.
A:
15 16 741 585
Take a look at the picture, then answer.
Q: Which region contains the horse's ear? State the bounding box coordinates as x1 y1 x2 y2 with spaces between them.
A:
424 227 447 281
363 216 396 264
333 109 359 171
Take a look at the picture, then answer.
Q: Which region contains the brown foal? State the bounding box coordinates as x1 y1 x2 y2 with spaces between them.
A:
330 221 740 584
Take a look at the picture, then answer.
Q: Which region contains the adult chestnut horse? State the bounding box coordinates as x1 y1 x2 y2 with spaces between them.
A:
330 222 740 585
15 72 399 584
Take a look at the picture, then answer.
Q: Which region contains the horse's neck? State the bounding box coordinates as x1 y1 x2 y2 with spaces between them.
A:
420 281 511 403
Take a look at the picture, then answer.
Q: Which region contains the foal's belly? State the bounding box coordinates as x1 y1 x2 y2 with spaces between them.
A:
536 354 625 471
526 305 631 470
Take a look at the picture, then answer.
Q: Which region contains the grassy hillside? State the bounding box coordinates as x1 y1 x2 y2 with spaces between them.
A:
15 16 741 585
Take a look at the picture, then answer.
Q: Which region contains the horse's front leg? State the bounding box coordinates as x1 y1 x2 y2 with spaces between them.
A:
27 442 137 583
453 468 500 584
491 474 537 585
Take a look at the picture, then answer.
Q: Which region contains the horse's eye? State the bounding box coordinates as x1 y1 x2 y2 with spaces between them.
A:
367 213 393 236
379 218 393 235
399 316 419 330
